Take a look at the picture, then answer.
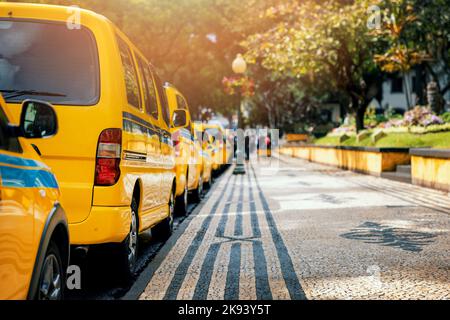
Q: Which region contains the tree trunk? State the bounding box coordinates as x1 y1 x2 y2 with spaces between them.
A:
427 81 445 114
415 64 426 105
403 72 412 110
355 99 368 133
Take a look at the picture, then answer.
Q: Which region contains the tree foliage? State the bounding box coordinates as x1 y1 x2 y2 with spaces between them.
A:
243 0 450 131
243 0 384 131
6 0 272 119
4 0 450 132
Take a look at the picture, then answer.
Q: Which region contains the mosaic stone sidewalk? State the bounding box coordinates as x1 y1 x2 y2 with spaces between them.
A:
139 158 450 300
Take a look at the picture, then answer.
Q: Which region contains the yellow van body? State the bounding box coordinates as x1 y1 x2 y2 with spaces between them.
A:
1 2 175 262
165 85 205 208
0 96 69 300
202 123 230 171
192 122 214 184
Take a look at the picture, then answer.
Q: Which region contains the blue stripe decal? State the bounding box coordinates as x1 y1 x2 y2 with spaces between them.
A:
122 112 171 136
0 165 58 189
173 128 195 143
0 153 47 169
122 115 173 147
123 118 160 137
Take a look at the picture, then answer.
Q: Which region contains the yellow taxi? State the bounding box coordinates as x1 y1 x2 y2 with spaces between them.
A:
193 122 214 186
1 3 180 278
202 123 232 171
0 96 69 300
165 85 205 210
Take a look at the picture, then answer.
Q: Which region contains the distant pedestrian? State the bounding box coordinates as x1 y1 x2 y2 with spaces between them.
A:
245 135 250 161
266 133 272 157
233 135 238 160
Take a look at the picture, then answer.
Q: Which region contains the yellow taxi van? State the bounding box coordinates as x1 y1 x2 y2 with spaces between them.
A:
192 122 214 186
165 84 204 211
0 95 69 300
0 3 179 277
202 123 232 171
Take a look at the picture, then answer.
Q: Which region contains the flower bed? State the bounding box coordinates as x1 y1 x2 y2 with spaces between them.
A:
330 106 450 136
320 106 450 148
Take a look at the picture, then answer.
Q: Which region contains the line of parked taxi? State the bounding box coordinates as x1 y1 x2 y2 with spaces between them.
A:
0 3 231 300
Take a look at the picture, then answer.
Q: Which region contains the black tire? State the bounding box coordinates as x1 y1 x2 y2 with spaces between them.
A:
153 191 174 240
191 175 204 203
117 198 139 280
37 242 65 300
205 171 213 189
175 178 188 216
205 172 214 190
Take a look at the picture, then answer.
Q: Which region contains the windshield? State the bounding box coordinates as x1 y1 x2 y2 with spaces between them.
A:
0 19 99 105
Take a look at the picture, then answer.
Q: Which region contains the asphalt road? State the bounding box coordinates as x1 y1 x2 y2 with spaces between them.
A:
69 155 450 300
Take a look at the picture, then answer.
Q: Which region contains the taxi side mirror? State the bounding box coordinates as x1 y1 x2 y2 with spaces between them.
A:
172 109 187 128
20 100 58 138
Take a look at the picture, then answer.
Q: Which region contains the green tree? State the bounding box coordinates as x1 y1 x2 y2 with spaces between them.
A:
374 0 450 112
414 0 450 98
373 0 427 109
6 0 272 120
245 65 332 133
243 0 384 132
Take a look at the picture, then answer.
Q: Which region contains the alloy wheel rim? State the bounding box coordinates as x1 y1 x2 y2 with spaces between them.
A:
169 193 174 229
184 182 188 207
198 177 203 196
38 254 62 300
128 209 138 268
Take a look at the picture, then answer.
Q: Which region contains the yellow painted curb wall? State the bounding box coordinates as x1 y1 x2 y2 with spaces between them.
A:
280 146 411 176
411 154 450 192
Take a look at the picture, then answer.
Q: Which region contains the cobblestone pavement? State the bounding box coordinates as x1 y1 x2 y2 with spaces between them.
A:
136 155 450 300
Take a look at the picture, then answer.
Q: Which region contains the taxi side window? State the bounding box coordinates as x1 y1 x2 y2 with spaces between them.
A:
154 74 171 128
137 57 159 119
117 37 141 109
176 94 192 133
0 108 21 153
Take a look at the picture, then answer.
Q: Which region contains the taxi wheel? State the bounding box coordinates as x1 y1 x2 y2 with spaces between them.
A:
154 191 174 240
192 175 204 203
37 242 64 300
203 170 211 189
175 180 188 216
117 198 139 280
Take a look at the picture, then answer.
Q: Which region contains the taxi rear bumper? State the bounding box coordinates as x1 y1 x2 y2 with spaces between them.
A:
69 206 131 245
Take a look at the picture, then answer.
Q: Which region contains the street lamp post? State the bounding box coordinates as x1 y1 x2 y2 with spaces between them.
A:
232 54 247 175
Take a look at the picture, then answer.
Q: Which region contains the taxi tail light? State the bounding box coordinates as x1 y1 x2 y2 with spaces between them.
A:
173 133 181 157
95 128 122 186
174 142 181 157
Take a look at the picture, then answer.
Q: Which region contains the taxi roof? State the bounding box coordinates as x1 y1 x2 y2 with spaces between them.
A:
0 2 110 25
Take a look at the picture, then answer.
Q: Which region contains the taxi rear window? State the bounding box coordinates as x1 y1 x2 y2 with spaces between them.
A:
0 19 100 105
